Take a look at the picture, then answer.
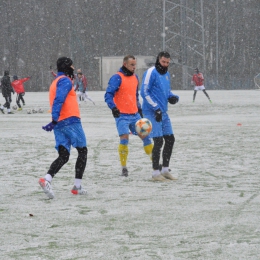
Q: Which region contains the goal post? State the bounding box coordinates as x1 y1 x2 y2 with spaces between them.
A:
254 73 260 89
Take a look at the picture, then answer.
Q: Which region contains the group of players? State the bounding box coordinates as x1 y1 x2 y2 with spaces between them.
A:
0 70 30 114
32 53 211 199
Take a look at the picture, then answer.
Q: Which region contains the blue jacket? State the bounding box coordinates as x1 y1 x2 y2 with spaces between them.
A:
104 67 141 110
52 72 80 127
141 66 178 113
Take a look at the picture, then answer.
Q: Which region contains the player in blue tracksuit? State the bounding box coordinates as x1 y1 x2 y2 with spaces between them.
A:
141 51 179 181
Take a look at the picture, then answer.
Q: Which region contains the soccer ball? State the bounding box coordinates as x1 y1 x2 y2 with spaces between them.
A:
12 105 17 110
135 118 152 137
32 109 37 114
27 109 32 114
38 108 44 113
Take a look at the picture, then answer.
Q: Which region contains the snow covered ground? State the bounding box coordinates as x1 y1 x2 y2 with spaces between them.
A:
0 90 259 260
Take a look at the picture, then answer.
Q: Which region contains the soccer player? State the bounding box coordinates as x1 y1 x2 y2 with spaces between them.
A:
141 51 179 181
11 75 31 110
39 57 88 199
191 68 212 103
1 70 14 114
74 71 95 105
104 55 153 177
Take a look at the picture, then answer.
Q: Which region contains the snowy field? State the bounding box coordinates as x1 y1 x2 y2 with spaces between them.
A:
0 90 259 260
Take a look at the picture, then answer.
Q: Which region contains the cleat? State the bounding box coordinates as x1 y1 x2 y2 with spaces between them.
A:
121 167 128 177
0 108 4 114
209 100 212 103
152 174 168 181
38 178 54 199
17 107 22 111
159 164 171 172
8 111 14 114
23 103 25 106
161 172 177 180
71 185 87 195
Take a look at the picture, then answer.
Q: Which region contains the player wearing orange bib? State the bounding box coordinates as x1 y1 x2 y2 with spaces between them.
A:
39 57 88 199
104 55 153 177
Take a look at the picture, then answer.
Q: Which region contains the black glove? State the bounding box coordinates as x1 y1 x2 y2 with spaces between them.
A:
155 109 162 122
112 107 120 118
138 108 143 118
168 95 179 104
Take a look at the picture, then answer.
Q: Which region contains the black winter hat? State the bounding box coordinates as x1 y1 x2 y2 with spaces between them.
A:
13 75 18 80
57 57 73 72
4 70 9 76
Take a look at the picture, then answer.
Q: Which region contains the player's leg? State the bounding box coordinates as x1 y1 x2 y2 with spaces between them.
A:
71 147 88 195
39 127 71 198
116 115 131 176
84 92 95 105
46 145 70 178
119 135 129 176
6 96 13 114
162 134 175 175
64 122 88 194
39 145 70 199
152 136 166 180
16 94 22 110
0 103 4 114
203 89 212 102
20 93 25 106
76 91 81 104
193 90 197 102
142 111 166 181
160 115 177 180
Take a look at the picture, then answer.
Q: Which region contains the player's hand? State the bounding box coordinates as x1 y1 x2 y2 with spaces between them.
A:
138 108 143 118
168 95 179 105
112 107 120 118
155 109 162 122
42 121 57 132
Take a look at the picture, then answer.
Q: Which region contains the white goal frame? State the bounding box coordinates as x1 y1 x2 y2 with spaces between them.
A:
254 73 260 89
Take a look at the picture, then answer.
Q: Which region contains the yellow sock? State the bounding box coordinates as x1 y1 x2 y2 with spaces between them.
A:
118 144 128 167
144 143 153 160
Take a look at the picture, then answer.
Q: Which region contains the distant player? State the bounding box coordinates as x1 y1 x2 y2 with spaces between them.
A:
11 75 31 110
1 70 14 114
191 68 212 103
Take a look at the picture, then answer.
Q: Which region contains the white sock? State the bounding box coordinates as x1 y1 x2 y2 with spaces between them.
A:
0 105 4 109
161 167 169 174
7 108 10 112
74 178 82 188
152 170 160 177
44 174 52 183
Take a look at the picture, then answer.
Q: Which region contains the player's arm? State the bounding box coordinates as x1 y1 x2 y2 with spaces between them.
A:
199 73 204 84
51 77 72 122
104 74 121 110
83 75 87 90
135 75 143 117
21 77 31 83
191 75 196 86
141 69 159 111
